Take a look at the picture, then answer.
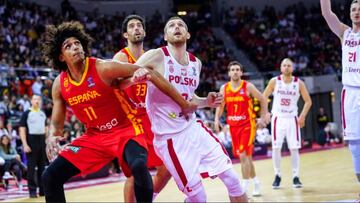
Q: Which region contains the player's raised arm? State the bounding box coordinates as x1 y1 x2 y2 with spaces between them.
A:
320 0 349 39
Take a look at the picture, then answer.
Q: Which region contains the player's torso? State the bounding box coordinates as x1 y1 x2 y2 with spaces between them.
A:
224 81 254 126
119 47 147 115
272 75 300 117
60 57 131 132
342 28 360 87
146 46 200 136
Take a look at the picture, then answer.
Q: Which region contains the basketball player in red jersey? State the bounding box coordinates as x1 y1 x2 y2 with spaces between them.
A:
113 15 171 202
214 61 269 197
41 21 195 203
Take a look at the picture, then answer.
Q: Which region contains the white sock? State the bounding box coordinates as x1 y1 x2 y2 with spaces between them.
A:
252 176 259 183
153 192 159 201
272 148 281 176
290 149 300 178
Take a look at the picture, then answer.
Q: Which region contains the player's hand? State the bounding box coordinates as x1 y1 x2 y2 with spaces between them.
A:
256 118 267 129
206 92 223 108
131 68 151 83
180 101 198 121
46 136 62 162
23 144 32 153
298 115 305 128
264 112 271 125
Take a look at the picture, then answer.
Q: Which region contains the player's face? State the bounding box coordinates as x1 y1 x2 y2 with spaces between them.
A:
228 65 242 81
59 37 85 65
350 2 360 24
280 60 293 76
164 19 190 45
124 19 145 44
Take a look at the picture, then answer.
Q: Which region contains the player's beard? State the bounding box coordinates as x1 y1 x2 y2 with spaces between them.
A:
130 35 145 44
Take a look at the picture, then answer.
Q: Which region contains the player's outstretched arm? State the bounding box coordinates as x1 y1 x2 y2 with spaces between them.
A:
320 0 349 39
298 80 312 128
247 82 270 126
214 85 226 133
46 76 67 162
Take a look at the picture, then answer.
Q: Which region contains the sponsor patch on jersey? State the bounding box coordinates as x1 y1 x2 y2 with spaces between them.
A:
191 67 197 76
87 77 95 87
66 145 81 154
239 89 245 94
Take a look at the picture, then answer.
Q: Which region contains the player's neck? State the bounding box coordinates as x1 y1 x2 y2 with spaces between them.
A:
353 23 360 32
230 79 242 88
167 43 188 66
67 60 86 83
127 43 143 60
281 74 293 83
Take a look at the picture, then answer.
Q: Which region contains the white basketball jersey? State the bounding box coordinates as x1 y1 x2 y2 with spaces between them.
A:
146 46 200 136
342 28 360 87
271 75 300 117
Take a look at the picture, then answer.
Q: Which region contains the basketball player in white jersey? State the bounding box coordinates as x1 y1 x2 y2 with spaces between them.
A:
132 16 247 202
321 0 360 188
263 58 312 189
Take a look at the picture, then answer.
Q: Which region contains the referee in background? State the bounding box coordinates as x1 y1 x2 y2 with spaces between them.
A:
20 94 47 198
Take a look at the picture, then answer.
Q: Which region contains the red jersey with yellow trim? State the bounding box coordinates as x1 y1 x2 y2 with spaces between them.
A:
224 80 256 126
118 47 147 116
60 57 132 133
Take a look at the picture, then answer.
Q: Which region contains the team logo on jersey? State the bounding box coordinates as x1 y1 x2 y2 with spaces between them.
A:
167 59 174 65
181 67 187 76
169 66 174 73
87 77 95 87
293 85 296 89
191 67 197 76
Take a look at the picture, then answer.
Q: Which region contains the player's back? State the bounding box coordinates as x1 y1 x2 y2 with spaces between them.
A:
271 75 300 117
146 46 200 137
60 57 132 133
224 80 255 126
342 28 360 87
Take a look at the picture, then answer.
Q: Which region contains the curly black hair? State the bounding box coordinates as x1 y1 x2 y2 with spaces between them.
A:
42 21 93 72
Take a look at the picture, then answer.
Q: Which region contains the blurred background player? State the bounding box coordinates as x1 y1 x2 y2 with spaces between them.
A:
214 60 269 197
263 58 312 189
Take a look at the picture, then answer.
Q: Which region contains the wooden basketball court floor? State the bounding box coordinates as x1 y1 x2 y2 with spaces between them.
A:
4 147 359 202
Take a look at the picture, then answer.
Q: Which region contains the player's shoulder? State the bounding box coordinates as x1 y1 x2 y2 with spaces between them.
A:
113 50 128 62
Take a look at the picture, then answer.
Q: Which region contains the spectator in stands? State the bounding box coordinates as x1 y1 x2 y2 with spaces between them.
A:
31 76 43 96
16 94 30 112
317 107 329 146
0 134 26 191
19 94 47 198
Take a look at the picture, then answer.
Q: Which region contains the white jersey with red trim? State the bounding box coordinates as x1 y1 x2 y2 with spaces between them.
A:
146 46 201 136
271 75 300 117
342 28 360 87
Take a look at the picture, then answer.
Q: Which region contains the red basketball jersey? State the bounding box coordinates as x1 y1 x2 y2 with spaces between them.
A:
118 47 147 116
224 80 255 126
60 57 132 133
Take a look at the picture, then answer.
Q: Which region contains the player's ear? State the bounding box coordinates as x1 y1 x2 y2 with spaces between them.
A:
59 54 65 62
186 32 191 40
164 33 168 42
123 32 129 39
143 31 146 38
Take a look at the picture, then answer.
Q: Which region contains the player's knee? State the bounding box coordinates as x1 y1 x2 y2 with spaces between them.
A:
157 166 171 181
185 186 206 202
42 165 57 188
218 168 245 197
129 157 147 173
